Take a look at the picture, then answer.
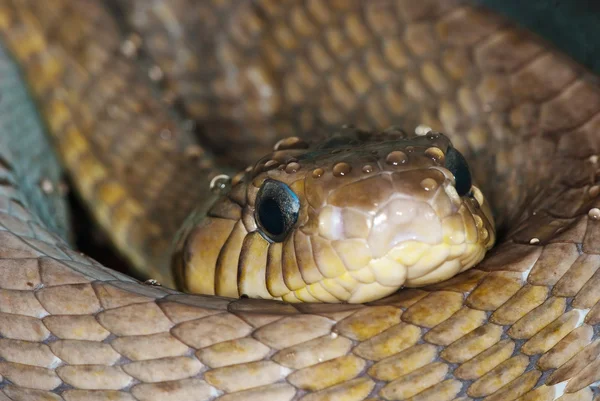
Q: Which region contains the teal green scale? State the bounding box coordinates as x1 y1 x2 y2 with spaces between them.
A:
0 43 71 242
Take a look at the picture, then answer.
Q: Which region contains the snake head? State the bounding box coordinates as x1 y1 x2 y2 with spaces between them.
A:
172 126 495 303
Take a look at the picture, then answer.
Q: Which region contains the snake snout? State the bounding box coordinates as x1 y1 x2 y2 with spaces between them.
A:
313 164 493 303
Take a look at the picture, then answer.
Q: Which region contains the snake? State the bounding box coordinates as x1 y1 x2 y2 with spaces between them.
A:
0 0 598 400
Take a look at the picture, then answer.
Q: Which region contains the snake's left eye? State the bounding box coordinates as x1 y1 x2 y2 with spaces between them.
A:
445 146 472 197
255 179 300 242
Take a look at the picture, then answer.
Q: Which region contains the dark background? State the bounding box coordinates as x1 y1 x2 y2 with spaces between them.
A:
478 0 600 74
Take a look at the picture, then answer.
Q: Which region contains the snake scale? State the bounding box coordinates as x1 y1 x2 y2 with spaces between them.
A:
0 0 598 400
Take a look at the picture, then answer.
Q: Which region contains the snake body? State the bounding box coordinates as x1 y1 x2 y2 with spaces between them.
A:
0 1 599 400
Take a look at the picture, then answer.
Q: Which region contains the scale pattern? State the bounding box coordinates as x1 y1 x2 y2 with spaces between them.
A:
0 0 597 400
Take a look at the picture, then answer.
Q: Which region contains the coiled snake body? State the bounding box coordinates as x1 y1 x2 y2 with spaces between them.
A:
0 1 598 400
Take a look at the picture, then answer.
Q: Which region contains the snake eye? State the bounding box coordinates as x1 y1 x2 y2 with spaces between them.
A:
445 146 472 196
255 179 300 242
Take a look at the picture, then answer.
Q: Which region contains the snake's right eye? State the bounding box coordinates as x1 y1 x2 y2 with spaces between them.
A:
445 146 472 197
255 179 300 243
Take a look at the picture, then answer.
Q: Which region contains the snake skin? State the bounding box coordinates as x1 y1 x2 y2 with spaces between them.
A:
0 0 598 400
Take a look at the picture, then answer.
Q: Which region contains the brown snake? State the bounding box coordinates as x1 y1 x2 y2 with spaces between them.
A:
0 0 598 400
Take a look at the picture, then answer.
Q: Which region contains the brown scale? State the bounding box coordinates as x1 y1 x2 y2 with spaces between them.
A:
0 0 598 400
